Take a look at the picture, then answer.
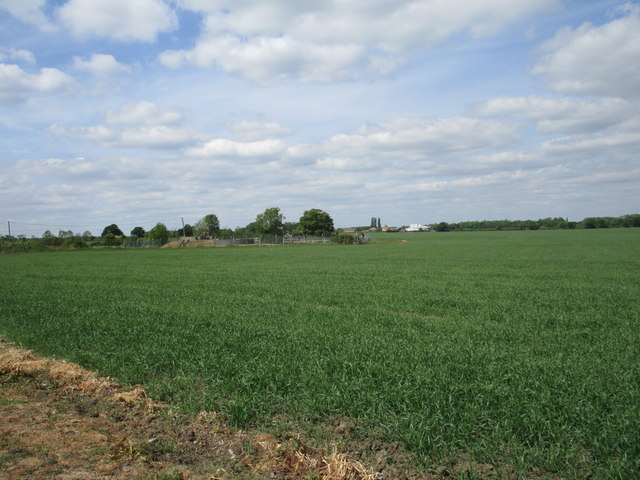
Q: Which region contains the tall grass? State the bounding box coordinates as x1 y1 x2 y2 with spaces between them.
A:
1 229 638 478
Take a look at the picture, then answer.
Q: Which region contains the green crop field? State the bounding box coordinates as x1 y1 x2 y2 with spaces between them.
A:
1 229 638 478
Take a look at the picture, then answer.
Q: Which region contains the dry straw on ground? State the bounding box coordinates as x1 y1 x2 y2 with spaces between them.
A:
0 339 380 480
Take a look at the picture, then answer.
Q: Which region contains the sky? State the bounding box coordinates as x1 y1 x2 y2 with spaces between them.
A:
1 0 639 237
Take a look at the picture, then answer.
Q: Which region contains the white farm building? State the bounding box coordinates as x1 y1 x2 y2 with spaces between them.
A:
405 224 431 232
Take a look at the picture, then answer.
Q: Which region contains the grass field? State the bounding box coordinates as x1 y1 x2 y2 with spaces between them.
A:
1 229 638 478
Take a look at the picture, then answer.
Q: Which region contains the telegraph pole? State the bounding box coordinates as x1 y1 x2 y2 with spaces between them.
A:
7 220 10 237
181 217 187 247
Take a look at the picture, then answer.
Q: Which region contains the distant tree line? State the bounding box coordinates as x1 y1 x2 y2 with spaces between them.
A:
1 207 336 252
5 212 637 252
430 215 640 232
214 207 334 239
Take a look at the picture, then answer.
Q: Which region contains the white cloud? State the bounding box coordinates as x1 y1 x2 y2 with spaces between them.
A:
106 101 183 126
227 121 292 141
163 0 560 82
304 116 525 179
161 33 370 83
475 96 636 134
49 124 202 150
116 126 202 148
543 129 640 157
20 157 112 181
0 48 36 65
48 124 117 144
0 0 55 31
48 102 200 149
325 117 518 160
73 54 132 77
0 63 75 104
533 5 640 98
176 0 559 48
187 138 286 158
58 0 177 42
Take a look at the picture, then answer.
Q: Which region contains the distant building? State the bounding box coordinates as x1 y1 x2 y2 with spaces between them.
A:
405 224 430 232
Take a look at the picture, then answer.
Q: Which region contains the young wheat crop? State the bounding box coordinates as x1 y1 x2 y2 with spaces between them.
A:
1 229 638 478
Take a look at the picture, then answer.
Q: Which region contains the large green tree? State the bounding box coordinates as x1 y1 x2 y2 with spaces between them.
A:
298 209 335 236
181 224 194 236
434 222 450 232
101 224 123 236
194 214 220 235
255 207 285 235
148 223 169 243
130 226 146 238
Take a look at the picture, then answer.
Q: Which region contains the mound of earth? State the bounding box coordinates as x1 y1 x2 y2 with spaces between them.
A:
162 238 214 248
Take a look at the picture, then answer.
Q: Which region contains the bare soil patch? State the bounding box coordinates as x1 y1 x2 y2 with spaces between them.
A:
162 238 215 248
1 338 479 480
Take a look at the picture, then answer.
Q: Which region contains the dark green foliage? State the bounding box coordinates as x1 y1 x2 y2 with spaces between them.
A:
216 228 234 239
431 215 638 231
102 233 120 246
0 239 46 253
298 209 334 236
62 236 87 249
148 223 169 244
194 214 220 236
234 223 257 238
283 222 300 235
525 220 539 230
434 222 450 232
130 226 146 238
204 214 220 234
583 218 597 229
331 232 362 244
177 225 194 236
42 235 63 247
101 224 124 236
254 207 285 235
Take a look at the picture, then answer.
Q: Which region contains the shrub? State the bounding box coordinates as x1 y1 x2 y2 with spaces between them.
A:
102 233 121 247
62 236 88 249
42 236 63 247
331 233 363 244
0 240 45 253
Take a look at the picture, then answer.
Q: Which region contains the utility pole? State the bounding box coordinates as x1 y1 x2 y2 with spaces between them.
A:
7 220 10 237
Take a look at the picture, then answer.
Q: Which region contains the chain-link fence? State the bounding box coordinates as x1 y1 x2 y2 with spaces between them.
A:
122 234 370 248
214 235 332 246
122 239 165 248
